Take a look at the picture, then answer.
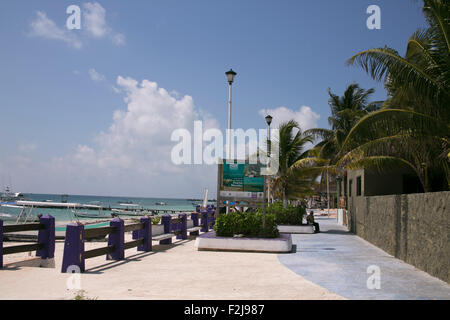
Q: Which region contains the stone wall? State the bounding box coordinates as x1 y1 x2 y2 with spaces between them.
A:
348 191 449 283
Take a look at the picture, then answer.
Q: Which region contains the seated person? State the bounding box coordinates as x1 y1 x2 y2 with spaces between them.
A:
306 211 320 233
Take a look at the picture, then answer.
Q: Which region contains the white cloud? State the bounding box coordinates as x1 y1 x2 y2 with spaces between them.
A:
29 3 126 49
83 2 107 37
111 33 126 46
83 2 126 46
29 11 82 49
88 68 106 82
5 78 322 197
40 76 219 197
259 106 320 131
18 143 37 153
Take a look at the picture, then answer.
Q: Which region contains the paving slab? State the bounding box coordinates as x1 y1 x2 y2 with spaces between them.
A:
0 233 343 300
278 218 450 300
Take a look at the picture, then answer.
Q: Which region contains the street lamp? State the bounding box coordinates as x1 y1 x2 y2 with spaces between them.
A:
225 69 237 160
265 115 273 204
225 69 236 214
226 69 236 85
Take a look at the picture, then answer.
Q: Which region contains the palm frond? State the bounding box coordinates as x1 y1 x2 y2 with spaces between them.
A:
346 156 418 176
347 47 446 102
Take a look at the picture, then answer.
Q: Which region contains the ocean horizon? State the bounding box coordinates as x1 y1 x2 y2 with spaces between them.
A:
1 193 215 223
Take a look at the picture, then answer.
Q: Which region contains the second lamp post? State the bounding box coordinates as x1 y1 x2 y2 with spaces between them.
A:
265 115 273 204
225 69 237 159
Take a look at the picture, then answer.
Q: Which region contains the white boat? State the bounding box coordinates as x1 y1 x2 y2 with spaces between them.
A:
0 186 25 202
12 201 79 224
72 210 107 219
155 202 166 206
112 203 144 212
111 211 149 217
110 203 151 217
0 200 102 225
0 212 37 223
0 203 39 223
0 212 15 221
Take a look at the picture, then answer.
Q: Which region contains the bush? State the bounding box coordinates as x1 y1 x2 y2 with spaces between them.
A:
213 211 279 238
264 202 306 226
151 216 161 225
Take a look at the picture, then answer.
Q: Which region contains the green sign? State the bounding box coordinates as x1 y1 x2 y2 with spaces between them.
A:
222 162 264 193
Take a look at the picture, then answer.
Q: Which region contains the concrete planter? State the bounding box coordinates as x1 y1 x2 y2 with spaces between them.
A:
194 231 292 253
152 224 165 236
277 225 314 234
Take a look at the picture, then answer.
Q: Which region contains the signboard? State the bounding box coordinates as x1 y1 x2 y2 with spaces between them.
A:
217 160 266 206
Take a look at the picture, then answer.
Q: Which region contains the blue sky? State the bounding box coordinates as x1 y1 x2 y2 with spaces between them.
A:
0 0 427 198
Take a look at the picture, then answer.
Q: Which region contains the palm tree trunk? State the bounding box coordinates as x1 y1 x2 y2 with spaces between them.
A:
418 165 432 193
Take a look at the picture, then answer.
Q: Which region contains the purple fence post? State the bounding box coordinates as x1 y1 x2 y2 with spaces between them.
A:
133 216 152 252
36 215 55 259
190 212 199 236
160 214 172 245
196 205 201 213
107 217 125 260
191 212 199 227
201 210 209 232
209 212 216 228
61 222 85 273
0 219 3 269
177 213 187 240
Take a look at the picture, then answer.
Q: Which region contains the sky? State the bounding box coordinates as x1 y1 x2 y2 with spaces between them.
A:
0 0 428 198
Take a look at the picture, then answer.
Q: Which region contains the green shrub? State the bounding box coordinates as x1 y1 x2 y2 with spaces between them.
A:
213 211 279 238
151 216 161 225
263 202 306 226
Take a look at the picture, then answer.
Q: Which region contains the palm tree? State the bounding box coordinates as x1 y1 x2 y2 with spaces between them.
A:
342 0 450 192
270 120 324 208
306 83 381 164
303 84 380 203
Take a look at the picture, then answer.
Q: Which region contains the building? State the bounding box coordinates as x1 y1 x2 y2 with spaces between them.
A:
345 166 423 200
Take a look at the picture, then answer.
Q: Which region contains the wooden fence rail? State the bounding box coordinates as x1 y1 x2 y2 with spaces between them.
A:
61 211 215 273
0 215 55 269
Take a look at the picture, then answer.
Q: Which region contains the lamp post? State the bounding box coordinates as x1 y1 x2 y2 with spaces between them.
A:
225 69 236 214
265 115 273 204
225 69 237 160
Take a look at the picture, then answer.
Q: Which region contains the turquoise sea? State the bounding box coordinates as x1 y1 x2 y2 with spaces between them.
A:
0 193 212 224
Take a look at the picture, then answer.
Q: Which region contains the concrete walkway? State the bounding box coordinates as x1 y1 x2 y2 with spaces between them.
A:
0 233 343 300
278 218 450 300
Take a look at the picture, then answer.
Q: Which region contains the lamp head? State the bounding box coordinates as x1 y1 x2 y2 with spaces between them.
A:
225 69 237 84
265 115 273 126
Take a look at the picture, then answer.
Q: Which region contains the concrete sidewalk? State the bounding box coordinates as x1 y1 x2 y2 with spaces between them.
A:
278 218 450 300
0 233 343 300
